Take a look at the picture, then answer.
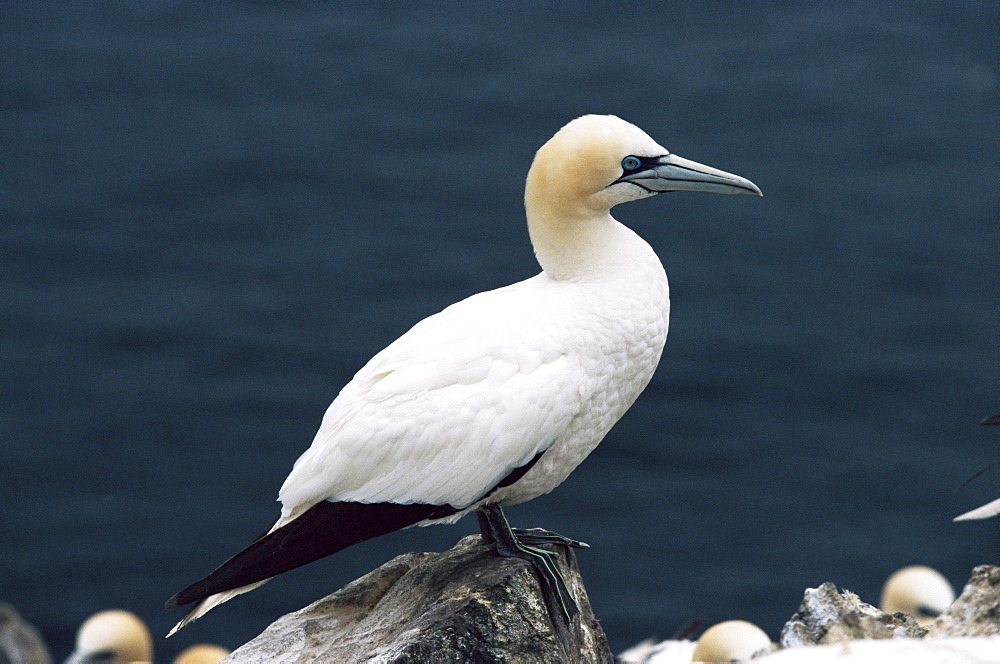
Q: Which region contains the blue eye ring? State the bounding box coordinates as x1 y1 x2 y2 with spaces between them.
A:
621 156 642 171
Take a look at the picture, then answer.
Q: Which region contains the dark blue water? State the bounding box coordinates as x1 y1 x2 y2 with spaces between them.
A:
2 2 997 660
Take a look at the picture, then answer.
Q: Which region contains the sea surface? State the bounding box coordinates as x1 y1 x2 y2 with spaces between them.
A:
2 2 997 660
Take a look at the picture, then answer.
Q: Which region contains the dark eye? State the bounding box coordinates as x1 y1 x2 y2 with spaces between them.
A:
621 156 642 171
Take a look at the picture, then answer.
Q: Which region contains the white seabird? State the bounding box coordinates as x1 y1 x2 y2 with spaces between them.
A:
954 413 1000 521
0 604 52 664
879 565 955 626
166 114 761 634
66 609 153 664
691 620 772 662
173 643 231 664
617 619 771 663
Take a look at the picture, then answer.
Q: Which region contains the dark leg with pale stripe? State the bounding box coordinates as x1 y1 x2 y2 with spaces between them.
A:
512 526 589 549
476 503 588 626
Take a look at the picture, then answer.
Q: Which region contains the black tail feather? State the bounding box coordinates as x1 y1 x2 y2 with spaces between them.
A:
166 500 459 609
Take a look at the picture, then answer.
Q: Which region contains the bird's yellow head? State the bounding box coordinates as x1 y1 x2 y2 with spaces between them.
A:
526 115 667 217
523 115 760 278
526 114 761 219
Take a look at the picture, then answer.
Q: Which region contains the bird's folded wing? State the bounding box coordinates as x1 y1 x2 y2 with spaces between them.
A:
278 289 588 520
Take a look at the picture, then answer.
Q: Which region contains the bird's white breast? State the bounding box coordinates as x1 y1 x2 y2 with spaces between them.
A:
492 224 670 505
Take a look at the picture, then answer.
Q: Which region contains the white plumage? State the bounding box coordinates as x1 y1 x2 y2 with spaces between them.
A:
282 248 667 516
880 566 955 626
954 414 1000 521
167 114 760 634
67 610 153 664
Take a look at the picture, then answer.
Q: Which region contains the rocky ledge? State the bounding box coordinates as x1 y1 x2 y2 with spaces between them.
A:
221 534 999 663
223 534 612 663
780 565 1000 646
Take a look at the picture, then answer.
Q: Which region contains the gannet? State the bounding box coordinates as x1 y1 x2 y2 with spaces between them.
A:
954 413 1000 521
880 566 955 625
166 114 761 634
66 610 152 664
617 619 771 663
0 603 52 664
691 620 771 662
173 644 231 664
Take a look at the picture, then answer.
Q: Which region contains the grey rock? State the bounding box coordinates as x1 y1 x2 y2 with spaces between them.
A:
0 603 52 664
225 535 612 663
927 565 1000 638
779 582 925 648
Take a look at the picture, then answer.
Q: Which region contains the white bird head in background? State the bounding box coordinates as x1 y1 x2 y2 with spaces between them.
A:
880 565 955 626
66 609 153 664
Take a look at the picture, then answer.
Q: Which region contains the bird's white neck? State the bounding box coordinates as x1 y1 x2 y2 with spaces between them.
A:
527 206 658 284
527 205 605 280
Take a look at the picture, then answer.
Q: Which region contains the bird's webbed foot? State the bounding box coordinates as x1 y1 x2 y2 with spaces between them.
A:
476 504 581 626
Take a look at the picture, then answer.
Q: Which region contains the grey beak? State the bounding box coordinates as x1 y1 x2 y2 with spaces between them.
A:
619 153 762 196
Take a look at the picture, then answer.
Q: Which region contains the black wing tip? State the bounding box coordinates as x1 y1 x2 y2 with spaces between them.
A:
166 570 235 611
981 414 1000 426
165 568 238 611
162 500 462 611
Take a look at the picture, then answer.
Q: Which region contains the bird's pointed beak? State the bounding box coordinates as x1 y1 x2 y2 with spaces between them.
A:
620 153 762 196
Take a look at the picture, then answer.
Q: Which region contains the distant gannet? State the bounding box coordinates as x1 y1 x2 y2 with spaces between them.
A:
691 620 771 662
618 619 771 663
879 566 955 625
0 603 52 664
166 114 761 634
66 610 152 664
954 414 1000 521
173 644 231 664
